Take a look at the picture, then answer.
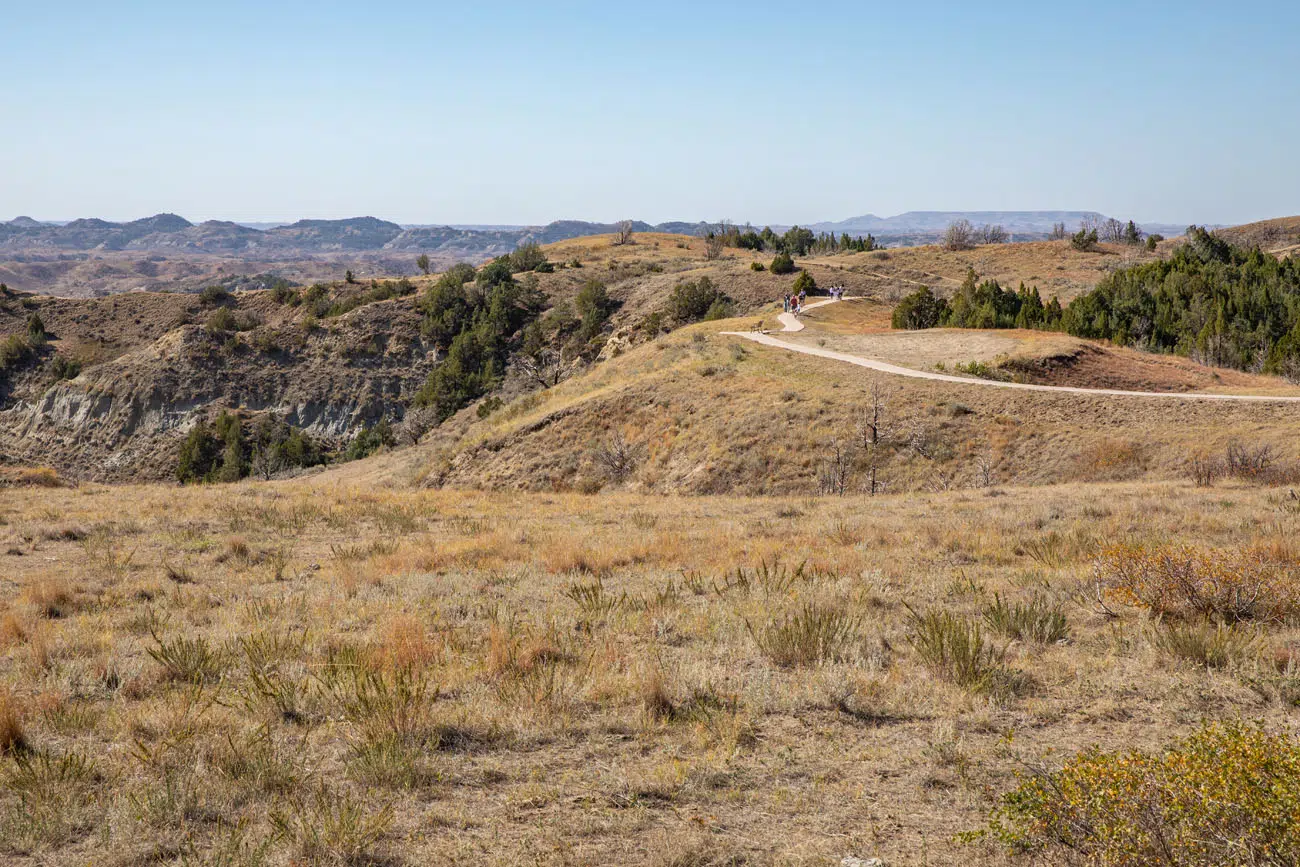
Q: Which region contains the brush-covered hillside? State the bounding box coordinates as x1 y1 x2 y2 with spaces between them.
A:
3 225 1297 490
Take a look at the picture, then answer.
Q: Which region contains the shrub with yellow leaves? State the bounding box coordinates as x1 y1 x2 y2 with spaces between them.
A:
989 721 1300 865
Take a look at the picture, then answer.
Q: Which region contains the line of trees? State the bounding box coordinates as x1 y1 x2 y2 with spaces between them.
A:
709 222 878 256
1063 227 1300 376
942 220 1009 251
892 269 1062 330
177 411 324 483
892 227 1300 379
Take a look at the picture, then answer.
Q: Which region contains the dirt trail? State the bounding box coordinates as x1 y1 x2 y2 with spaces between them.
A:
724 299 1300 404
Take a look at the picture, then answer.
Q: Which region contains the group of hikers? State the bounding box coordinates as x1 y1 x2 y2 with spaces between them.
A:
782 285 847 314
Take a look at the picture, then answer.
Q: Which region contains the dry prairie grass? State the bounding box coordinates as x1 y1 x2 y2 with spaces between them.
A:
0 477 1297 864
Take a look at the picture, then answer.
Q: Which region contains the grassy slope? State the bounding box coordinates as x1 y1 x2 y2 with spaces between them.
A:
0 476 1296 865
420 301 1300 495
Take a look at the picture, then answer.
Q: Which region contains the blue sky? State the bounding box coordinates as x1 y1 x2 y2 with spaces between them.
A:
4 1 1298 226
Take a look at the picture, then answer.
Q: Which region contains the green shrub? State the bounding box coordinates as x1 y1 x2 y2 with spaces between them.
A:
199 285 230 307
989 721 1300 865
270 282 299 304
769 252 795 275
345 419 395 461
667 276 731 324
507 241 548 273
891 286 948 329
0 334 35 371
750 261 765 272
792 270 817 296
50 355 81 380
1070 227 1099 251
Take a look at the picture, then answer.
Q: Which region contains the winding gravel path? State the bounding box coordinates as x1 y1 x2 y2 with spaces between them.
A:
724 298 1300 403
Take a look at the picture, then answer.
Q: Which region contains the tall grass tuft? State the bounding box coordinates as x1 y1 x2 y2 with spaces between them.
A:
982 593 1069 644
746 602 862 668
907 607 1022 695
1151 621 1258 670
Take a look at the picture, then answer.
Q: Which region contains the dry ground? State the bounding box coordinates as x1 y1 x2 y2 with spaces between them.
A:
1 476 1299 866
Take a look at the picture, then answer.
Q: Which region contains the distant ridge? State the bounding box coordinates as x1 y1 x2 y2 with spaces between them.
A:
2 211 1200 257
0 214 719 256
808 210 1186 238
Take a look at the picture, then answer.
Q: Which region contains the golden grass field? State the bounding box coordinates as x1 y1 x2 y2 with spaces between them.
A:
2 473 1300 866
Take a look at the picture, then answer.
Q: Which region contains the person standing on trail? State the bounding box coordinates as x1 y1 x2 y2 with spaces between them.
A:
799 288 807 307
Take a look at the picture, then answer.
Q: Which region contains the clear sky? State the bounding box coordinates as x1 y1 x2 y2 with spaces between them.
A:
5 0 1298 226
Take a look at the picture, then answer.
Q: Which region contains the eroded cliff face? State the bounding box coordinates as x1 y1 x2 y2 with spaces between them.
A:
0 292 439 481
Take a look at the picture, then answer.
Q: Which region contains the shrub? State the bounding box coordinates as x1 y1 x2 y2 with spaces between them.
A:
198 285 230 307
745 602 862 668
507 241 548 273
989 721 1300 866
50 355 80 380
750 261 765 272
891 287 948 330
792 270 817 296
667 276 731 324
205 306 254 334
345 419 395 461
272 785 393 867
907 608 1020 694
982 594 1069 644
0 334 35 371
147 627 227 685
1070 227 1099 251
1186 451 1222 486
769 252 796 275
1096 543 1300 623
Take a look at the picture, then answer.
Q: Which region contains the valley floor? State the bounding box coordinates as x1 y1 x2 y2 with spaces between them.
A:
1 477 1297 865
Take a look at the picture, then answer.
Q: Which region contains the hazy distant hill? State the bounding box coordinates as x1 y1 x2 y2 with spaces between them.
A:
0 214 706 257
809 211 1187 239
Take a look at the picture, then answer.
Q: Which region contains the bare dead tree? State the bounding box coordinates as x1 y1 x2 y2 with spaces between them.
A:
395 406 438 446
817 438 854 496
704 233 725 260
1048 222 1068 241
1100 218 1126 243
855 377 892 495
943 219 975 251
978 224 1008 245
593 431 645 482
516 347 569 389
975 451 996 488
615 220 635 246
250 447 285 481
